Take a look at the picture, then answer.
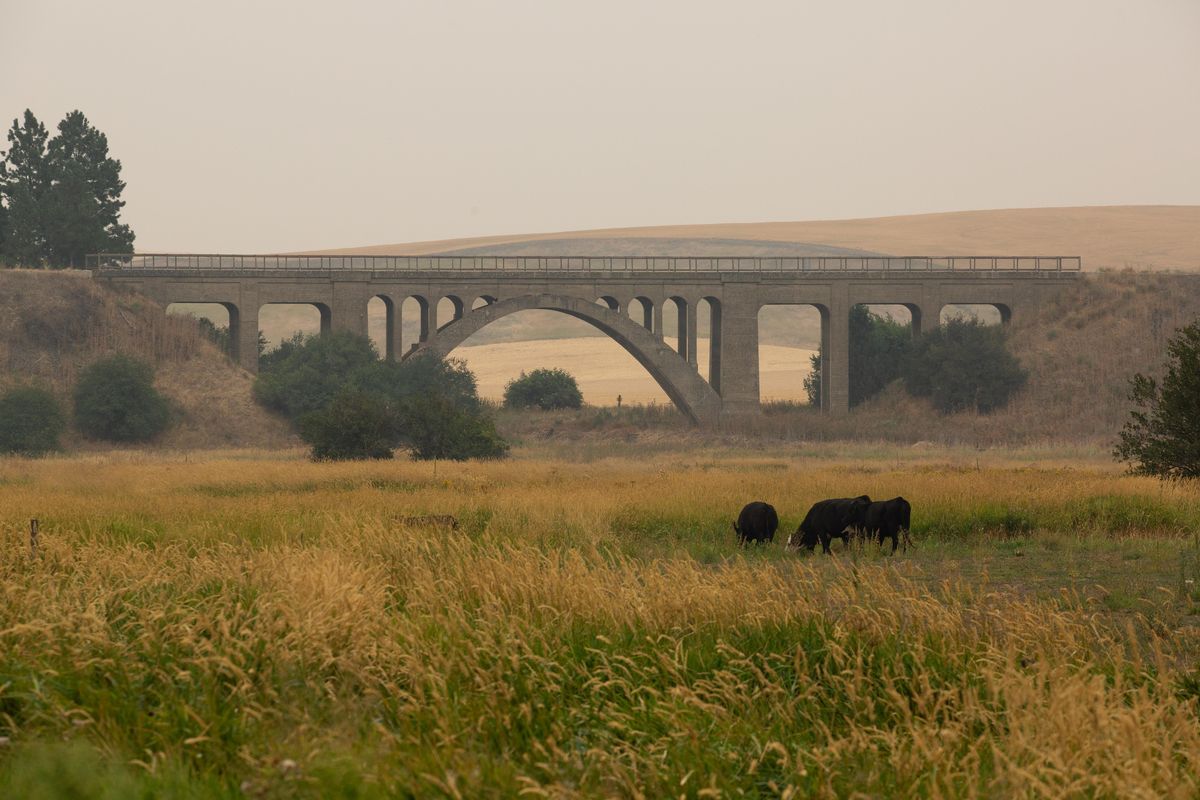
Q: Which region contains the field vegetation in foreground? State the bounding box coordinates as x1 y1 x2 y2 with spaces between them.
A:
2 445 1200 797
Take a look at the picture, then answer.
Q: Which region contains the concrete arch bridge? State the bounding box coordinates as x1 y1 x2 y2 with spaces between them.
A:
92 254 1080 427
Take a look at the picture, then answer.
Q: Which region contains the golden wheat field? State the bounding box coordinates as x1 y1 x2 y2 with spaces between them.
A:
3 445 1200 797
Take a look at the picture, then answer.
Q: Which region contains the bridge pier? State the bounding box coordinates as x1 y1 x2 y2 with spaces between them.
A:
386 297 403 360
232 300 260 373
331 284 369 338
714 287 760 418
822 293 851 415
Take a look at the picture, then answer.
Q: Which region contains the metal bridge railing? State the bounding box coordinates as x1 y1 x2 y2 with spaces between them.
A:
88 253 1083 273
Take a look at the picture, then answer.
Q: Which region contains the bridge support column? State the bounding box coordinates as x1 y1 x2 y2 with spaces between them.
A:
716 288 760 417
822 288 850 415
331 284 369 338
652 303 663 339
686 302 698 368
387 299 403 361
232 300 260 374
910 301 942 337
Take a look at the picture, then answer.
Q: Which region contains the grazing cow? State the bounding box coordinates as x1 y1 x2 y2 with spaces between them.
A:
733 501 779 546
863 497 912 554
788 496 872 554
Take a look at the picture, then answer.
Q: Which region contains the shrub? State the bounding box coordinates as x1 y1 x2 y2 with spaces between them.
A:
73 355 171 442
398 393 509 461
806 306 913 407
299 390 395 460
254 333 508 461
1114 319 1200 480
253 331 379 420
904 317 1026 414
0 386 65 454
504 368 584 410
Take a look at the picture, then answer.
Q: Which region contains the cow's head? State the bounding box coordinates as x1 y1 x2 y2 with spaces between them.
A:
786 523 818 550
849 495 872 522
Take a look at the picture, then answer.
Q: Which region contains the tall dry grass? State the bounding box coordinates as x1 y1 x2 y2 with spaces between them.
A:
2 450 1200 796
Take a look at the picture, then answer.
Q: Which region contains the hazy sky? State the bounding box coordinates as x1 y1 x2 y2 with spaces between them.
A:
4 0 1198 252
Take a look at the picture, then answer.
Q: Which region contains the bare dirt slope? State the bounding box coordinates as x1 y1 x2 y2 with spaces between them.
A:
314 206 1200 271
0 270 294 449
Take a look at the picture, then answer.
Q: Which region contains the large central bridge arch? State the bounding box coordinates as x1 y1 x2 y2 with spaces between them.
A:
405 293 723 427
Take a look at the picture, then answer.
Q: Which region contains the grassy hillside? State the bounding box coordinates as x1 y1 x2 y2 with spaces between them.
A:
314 205 1200 271
0 270 293 449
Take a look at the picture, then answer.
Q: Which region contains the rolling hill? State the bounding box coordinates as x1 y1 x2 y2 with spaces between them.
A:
312 205 1200 271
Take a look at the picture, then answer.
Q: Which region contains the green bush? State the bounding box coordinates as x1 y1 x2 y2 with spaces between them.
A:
1115 319 1200 480
399 393 509 461
806 305 913 407
299 390 395 460
904 317 1026 414
253 331 379 420
73 355 171 442
504 368 584 410
254 333 508 461
0 386 65 454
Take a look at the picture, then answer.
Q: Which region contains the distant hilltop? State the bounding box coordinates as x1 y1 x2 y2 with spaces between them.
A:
308 205 1200 272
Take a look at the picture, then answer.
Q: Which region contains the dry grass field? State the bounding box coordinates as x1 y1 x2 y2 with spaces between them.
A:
3 445 1200 797
454 336 814 405
316 205 1200 272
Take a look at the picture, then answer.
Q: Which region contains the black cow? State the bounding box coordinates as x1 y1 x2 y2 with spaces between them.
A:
788 495 872 554
863 497 912 554
733 501 779 546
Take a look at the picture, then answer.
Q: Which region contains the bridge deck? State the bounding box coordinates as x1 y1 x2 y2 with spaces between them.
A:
89 253 1081 274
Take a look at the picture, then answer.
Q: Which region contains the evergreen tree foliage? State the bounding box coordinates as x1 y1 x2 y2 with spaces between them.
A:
44 111 134 266
1114 320 1200 480
904 317 1026 414
0 109 134 267
805 306 913 407
0 386 66 455
73 355 171 442
503 368 584 410
0 110 50 266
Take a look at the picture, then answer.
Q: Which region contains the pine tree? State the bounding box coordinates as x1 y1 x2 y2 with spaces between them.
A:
1114 320 1200 480
44 110 134 267
0 110 51 266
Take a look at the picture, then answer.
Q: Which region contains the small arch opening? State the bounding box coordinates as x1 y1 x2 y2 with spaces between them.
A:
628 296 653 331
438 296 465 330
401 296 431 354
258 302 331 362
662 297 690 359
167 302 236 356
367 295 396 359
757 304 822 405
697 297 721 390
472 295 497 310
940 304 1005 326
596 295 621 312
